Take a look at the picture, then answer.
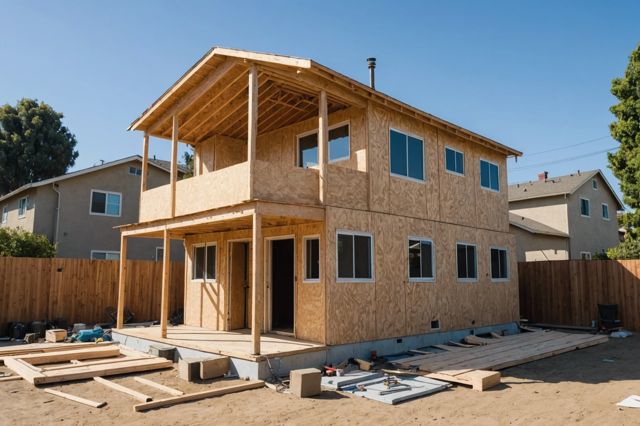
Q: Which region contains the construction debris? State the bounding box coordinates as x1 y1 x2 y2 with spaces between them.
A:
290 368 321 398
344 375 450 404
44 388 107 408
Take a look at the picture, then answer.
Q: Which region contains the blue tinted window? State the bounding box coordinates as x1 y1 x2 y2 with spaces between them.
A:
407 136 424 180
329 125 349 162
298 133 318 167
445 148 464 175
455 151 464 174
390 130 407 176
390 129 424 180
480 160 499 191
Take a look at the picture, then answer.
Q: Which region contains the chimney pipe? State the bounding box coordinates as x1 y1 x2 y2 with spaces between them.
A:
367 57 376 89
538 171 548 182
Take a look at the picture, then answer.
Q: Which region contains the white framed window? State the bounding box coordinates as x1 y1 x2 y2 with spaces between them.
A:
389 128 425 181
90 190 121 217
408 237 435 282
192 242 217 281
580 251 592 260
580 197 590 217
336 230 374 282
155 247 164 261
456 242 477 282
297 122 351 168
490 247 509 281
602 203 609 220
444 147 464 176
592 179 598 190
18 197 28 218
480 160 500 191
303 236 320 282
1 205 7 224
129 166 142 176
91 250 120 260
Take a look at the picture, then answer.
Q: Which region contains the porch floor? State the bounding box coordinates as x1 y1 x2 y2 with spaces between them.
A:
113 325 325 361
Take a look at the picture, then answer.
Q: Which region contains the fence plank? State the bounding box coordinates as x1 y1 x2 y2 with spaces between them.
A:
0 257 184 332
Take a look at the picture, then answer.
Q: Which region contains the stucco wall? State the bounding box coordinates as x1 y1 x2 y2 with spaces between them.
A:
509 195 569 234
0 188 37 233
510 225 569 262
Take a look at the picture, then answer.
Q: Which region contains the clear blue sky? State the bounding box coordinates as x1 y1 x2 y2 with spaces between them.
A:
1 1 638 204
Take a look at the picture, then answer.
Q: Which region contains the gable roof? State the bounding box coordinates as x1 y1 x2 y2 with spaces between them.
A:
0 155 186 202
128 46 522 158
508 169 624 210
508 213 569 237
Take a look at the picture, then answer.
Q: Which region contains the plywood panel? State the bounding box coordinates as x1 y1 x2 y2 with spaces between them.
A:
475 147 509 232
367 105 390 213
325 164 369 210
295 222 325 343
253 160 319 205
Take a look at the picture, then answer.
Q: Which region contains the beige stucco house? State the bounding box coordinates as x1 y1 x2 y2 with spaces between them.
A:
0 156 184 260
509 170 624 261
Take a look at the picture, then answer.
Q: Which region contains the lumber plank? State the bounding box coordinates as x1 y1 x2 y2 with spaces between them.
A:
427 370 500 391
94 377 152 402
448 341 475 348
43 356 149 371
44 388 107 408
3 357 45 384
432 344 465 352
134 380 264 412
13 346 120 365
0 342 114 360
0 375 22 382
34 358 173 385
134 377 184 396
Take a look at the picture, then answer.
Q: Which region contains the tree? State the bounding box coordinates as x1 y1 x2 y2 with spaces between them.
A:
183 147 194 178
607 44 640 258
0 228 56 258
0 98 79 195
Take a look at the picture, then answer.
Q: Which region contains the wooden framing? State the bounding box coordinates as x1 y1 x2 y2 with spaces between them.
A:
160 228 171 338
318 90 328 204
141 132 149 192
116 234 128 329
248 64 258 199
251 211 263 354
170 115 179 218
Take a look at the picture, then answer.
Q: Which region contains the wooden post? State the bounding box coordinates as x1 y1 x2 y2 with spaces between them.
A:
116 234 128 329
141 132 149 192
247 65 258 199
160 228 171 338
251 211 263 355
318 90 328 204
170 116 179 217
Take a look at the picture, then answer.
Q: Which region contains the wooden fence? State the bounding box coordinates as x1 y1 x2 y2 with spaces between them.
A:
0 257 184 331
518 260 640 330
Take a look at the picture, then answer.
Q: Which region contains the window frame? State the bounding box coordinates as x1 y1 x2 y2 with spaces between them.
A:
296 121 351 168
579 197 591 218
456 242 478 283
389 127 426 183
336 229 375 283
592 179 598 190
90 250 120 260
489 246 509 282
444 146 465 177
18 197 28 218
1 205 7 224
155 247 164 261
303 235 321 283
601 203 610 220
479 159 500 192
128 166 142 176
89 189 122 217
191 242 217 282
407 236 436 283
580 251 592 260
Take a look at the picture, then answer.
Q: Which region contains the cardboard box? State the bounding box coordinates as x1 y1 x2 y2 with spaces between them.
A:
45 329 67 343
290 368 321 398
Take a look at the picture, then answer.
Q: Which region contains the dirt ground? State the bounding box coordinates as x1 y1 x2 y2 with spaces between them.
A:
1 334 639 425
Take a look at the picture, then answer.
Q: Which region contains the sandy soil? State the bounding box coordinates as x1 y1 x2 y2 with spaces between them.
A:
1 334 639 425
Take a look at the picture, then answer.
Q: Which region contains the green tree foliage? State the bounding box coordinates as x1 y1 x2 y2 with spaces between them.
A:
0 228 56 258
183 147 194 178
607 44 640 258
0 98 79 195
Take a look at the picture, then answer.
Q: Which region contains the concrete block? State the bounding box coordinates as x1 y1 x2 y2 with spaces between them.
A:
200 356 229 379
290 368 321 398
149 344 176 361
178 358 201 381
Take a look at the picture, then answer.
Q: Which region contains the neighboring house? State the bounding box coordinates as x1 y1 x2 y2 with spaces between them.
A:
116 47 522 355
509 170 624 261
0 156 185 260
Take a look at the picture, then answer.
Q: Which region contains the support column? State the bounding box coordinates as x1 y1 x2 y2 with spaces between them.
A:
116 234 128 329
170 115 179 217
247 65 258 199
318 90 328 204
251 211 263 355
141 132 149 193
160 228 171 338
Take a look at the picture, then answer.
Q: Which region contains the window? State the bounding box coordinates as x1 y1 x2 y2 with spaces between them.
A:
580 198 590 217
445 147 464 175
297 123 350 168
91 250 120 260
1 206 7 224
592 179 598 190
430 320 440 330
90 190 121 216
304 237 320 281
155 247 164 261
18 197 28 218
490 247 509 281
456 243 477 281
408 238 435 281
192 243 216 281
580 252 592 260
602 203 609 220
390 129 424 181
480 160 499 191
337 231 373 281
128 166 142 176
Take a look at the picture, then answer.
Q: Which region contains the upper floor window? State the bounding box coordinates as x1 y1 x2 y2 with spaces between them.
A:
580 251 592 260
1 205 7 224
580 197 590 217
592 179 598 190
297 123 350 168
390 129 424 181
445 147 464 176
192 243 216 281
91 250 120 260
480 160 499 191
337 231 373 282
90 190 121 217
456 243 477 282
490 247 509 281
304 237 320 282
129 166 142 176
408 238 435 281
18 197 28 218
602 203 609 220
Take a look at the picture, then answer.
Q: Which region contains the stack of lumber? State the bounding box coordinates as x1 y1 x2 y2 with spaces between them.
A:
0 342 114 365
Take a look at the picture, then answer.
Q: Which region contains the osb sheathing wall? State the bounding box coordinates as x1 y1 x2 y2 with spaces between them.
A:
324 206 519 345
183 222 326 343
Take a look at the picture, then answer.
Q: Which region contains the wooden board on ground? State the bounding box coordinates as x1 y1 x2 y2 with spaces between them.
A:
94 377 153 402
134 376 184 396
0 342 114 364
44 388 107 408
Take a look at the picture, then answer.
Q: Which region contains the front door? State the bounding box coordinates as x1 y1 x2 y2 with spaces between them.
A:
229 241 250 330
270 238 295 333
